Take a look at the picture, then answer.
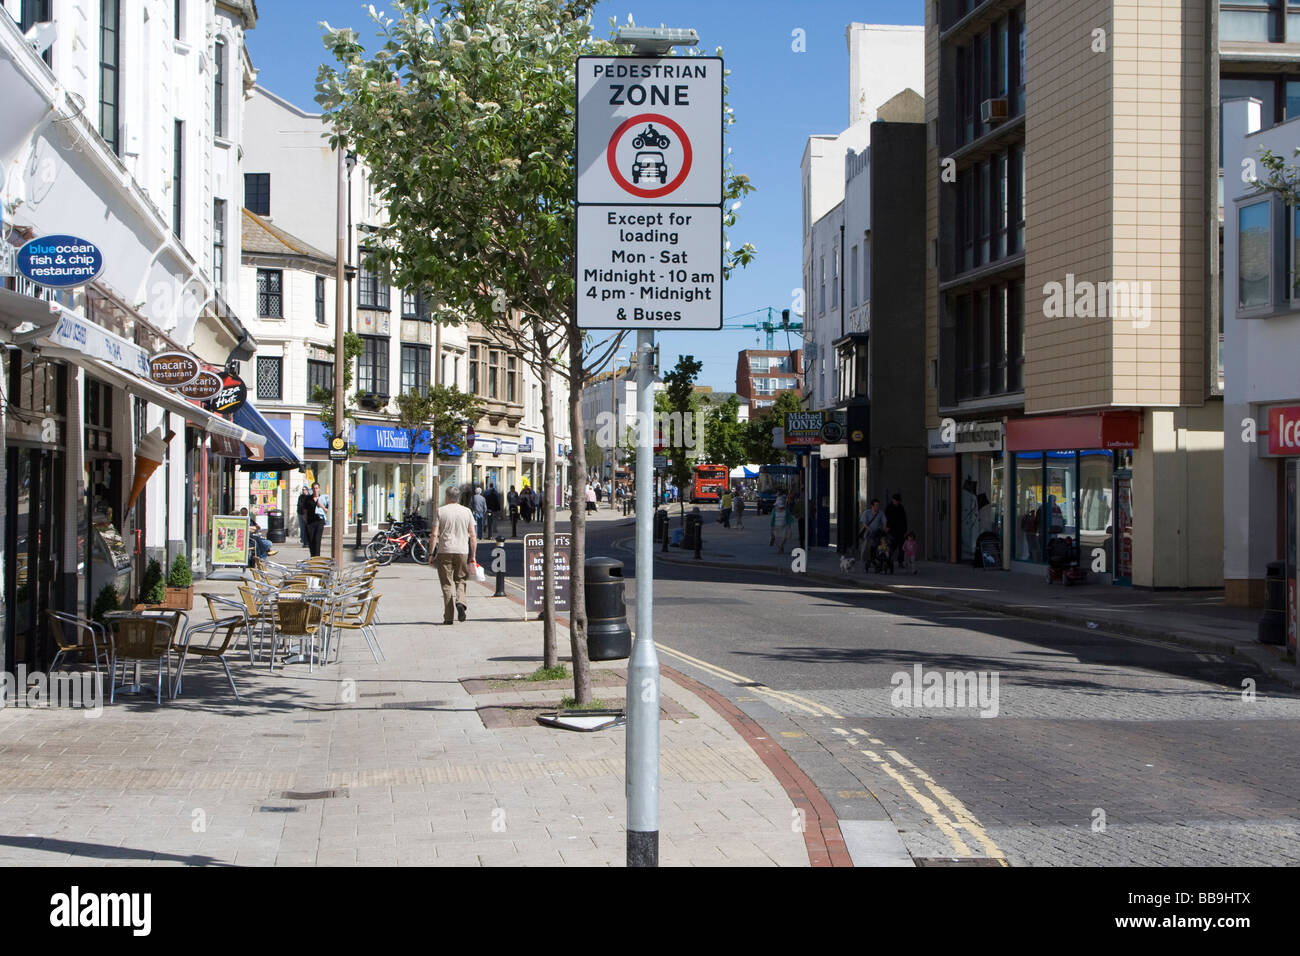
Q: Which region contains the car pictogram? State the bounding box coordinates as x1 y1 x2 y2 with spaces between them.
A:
631 151 668 184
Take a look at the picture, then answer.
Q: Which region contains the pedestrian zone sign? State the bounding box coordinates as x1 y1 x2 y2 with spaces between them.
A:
576 56 723 331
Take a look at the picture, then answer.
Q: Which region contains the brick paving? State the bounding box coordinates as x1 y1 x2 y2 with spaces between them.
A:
0 546 807 867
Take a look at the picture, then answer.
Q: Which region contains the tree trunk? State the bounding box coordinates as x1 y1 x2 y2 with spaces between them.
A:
538 326 558 671
567 330 592 705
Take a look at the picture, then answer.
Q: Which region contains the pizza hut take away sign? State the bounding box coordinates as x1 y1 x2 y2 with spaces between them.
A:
205 372 247 414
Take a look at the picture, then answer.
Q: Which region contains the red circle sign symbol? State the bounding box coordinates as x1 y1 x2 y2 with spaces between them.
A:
606 112 693 199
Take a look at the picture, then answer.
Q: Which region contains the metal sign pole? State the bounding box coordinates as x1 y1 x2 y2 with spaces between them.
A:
627 330 659 866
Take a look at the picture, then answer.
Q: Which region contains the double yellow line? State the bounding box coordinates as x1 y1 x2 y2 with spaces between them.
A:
833 726 1007 864
658 643 842 719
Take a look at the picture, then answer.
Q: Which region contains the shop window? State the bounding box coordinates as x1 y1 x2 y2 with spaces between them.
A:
307 359 332 403
84 376 114 454
256 356 282 401
1013 452 1044 562
257 268 282 317
959 453 1004 563
1078 450 1114 560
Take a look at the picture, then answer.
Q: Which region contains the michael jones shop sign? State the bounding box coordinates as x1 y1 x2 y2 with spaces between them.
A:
16 235 105 288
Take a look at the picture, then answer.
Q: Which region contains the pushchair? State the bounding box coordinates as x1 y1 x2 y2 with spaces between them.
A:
1045 535 1087 585
865 531 894 574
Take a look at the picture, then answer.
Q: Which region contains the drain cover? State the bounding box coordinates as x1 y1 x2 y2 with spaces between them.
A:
914 857 1007 867
258 806 301 813
281 789 346 800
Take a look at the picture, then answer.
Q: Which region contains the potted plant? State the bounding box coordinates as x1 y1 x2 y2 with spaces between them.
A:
163 553 193 610
91 584 120 625
137 558 165 608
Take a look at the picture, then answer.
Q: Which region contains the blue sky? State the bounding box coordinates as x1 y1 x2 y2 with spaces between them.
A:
248 0 923 390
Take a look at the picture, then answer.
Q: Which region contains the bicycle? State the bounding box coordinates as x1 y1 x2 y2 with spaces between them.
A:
364 527 430 565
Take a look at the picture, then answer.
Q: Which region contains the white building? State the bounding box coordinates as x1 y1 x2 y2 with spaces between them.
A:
1 0 261 670
800 23 923 412
242 85 573 525
1222 97 1300 645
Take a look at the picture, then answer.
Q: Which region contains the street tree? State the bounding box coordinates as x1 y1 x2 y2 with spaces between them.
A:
316 0 755 702
702 394 747 471
391 385 483 515
310 330 365 450
660 355 702 520
744 390 802 465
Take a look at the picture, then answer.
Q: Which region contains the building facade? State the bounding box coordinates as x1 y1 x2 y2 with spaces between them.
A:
923 0 1223 588
736 349 802 410
1 0 262 673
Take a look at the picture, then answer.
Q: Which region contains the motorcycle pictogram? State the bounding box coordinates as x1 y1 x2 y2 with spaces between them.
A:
631 124 671 150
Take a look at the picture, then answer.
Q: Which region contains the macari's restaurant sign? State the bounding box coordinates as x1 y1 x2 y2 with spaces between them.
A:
148 351 201 388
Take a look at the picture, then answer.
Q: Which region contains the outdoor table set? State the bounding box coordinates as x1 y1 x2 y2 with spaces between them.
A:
41 557 383 707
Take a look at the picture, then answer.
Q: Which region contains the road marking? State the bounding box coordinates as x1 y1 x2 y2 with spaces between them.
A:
861 749 972 857
886 750 1006 864
657 643 842 718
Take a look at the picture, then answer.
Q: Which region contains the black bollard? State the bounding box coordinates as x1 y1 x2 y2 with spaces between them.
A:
493 536 507 597
511 510 518 538
355 516 362 551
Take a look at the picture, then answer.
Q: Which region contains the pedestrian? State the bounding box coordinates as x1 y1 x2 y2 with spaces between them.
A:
507 485 520 526
901 530 918 574
595 481 603 504
790 490 805 547
472 485 487 538
770 495 793 553
719 489 732 528
733 491 744 529
240 508 277 562
520 487 534 524
484 484 501 536
885 493 909 564
296 483 312 548
585 482 597 514
301 482 327 557
859 498 886 569
431 486 477 624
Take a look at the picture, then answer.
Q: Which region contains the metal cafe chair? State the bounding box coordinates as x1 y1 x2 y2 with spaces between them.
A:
326 591 385 664
272 596 324 670
46 610 114 701
105 614 177 704
173 615 243 701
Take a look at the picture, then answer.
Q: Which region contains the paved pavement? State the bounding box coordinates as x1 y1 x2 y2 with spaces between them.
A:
0 543 808 867
646 506 1298 687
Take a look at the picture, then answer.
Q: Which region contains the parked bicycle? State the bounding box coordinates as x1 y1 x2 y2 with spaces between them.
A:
364 526 431 565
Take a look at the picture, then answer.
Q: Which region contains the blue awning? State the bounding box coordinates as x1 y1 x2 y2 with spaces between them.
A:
235 402 303 472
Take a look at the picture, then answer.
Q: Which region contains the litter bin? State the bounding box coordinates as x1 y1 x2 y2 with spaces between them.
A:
1259 560 1286 645
653 508 668 543
685 510 703 556
585 557 631 661
266 509 286 544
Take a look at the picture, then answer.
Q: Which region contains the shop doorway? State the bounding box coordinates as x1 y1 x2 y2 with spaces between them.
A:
4 447 64 670
1112 471 1133 587
928 475 950 561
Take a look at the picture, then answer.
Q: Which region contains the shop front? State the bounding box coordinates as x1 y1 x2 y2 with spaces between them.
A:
1005 411 1140 584
302 420 441 531
1263 404 1300 658
954 421 1005 566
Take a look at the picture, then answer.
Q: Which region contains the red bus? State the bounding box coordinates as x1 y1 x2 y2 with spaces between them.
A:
692 464 729 503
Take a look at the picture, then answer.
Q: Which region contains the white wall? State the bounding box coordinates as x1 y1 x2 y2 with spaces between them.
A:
847 24 925 128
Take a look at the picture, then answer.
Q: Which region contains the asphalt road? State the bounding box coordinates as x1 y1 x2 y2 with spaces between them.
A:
568 516 1300 867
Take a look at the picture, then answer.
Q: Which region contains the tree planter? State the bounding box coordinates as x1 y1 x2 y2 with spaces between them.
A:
162 586 193 611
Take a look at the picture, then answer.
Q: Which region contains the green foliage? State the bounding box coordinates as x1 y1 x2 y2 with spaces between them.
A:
1255 147 1300 206
167 553 192 589
702 394 747 470
91 585 120 625
140 559 165 605
560 695 608 711
312 330 366 441
529 664 569 682
661 355 702 496
744 390 802 465
316 1 756 333
392 384 483 511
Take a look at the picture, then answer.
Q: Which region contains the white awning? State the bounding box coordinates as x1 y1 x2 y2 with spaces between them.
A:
0 287 62 337
40 346 266 457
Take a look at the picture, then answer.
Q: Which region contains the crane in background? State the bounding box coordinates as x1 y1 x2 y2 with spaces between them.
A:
722 307 804 351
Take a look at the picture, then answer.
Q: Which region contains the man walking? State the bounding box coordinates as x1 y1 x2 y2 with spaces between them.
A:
472 485 488 538
484 484 501 537
432 486 477 624
885 493 909 564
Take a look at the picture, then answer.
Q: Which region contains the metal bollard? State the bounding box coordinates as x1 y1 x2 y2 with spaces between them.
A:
355 516 362 551
686 509 702 560
493 536 507 597
511 509 518 538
